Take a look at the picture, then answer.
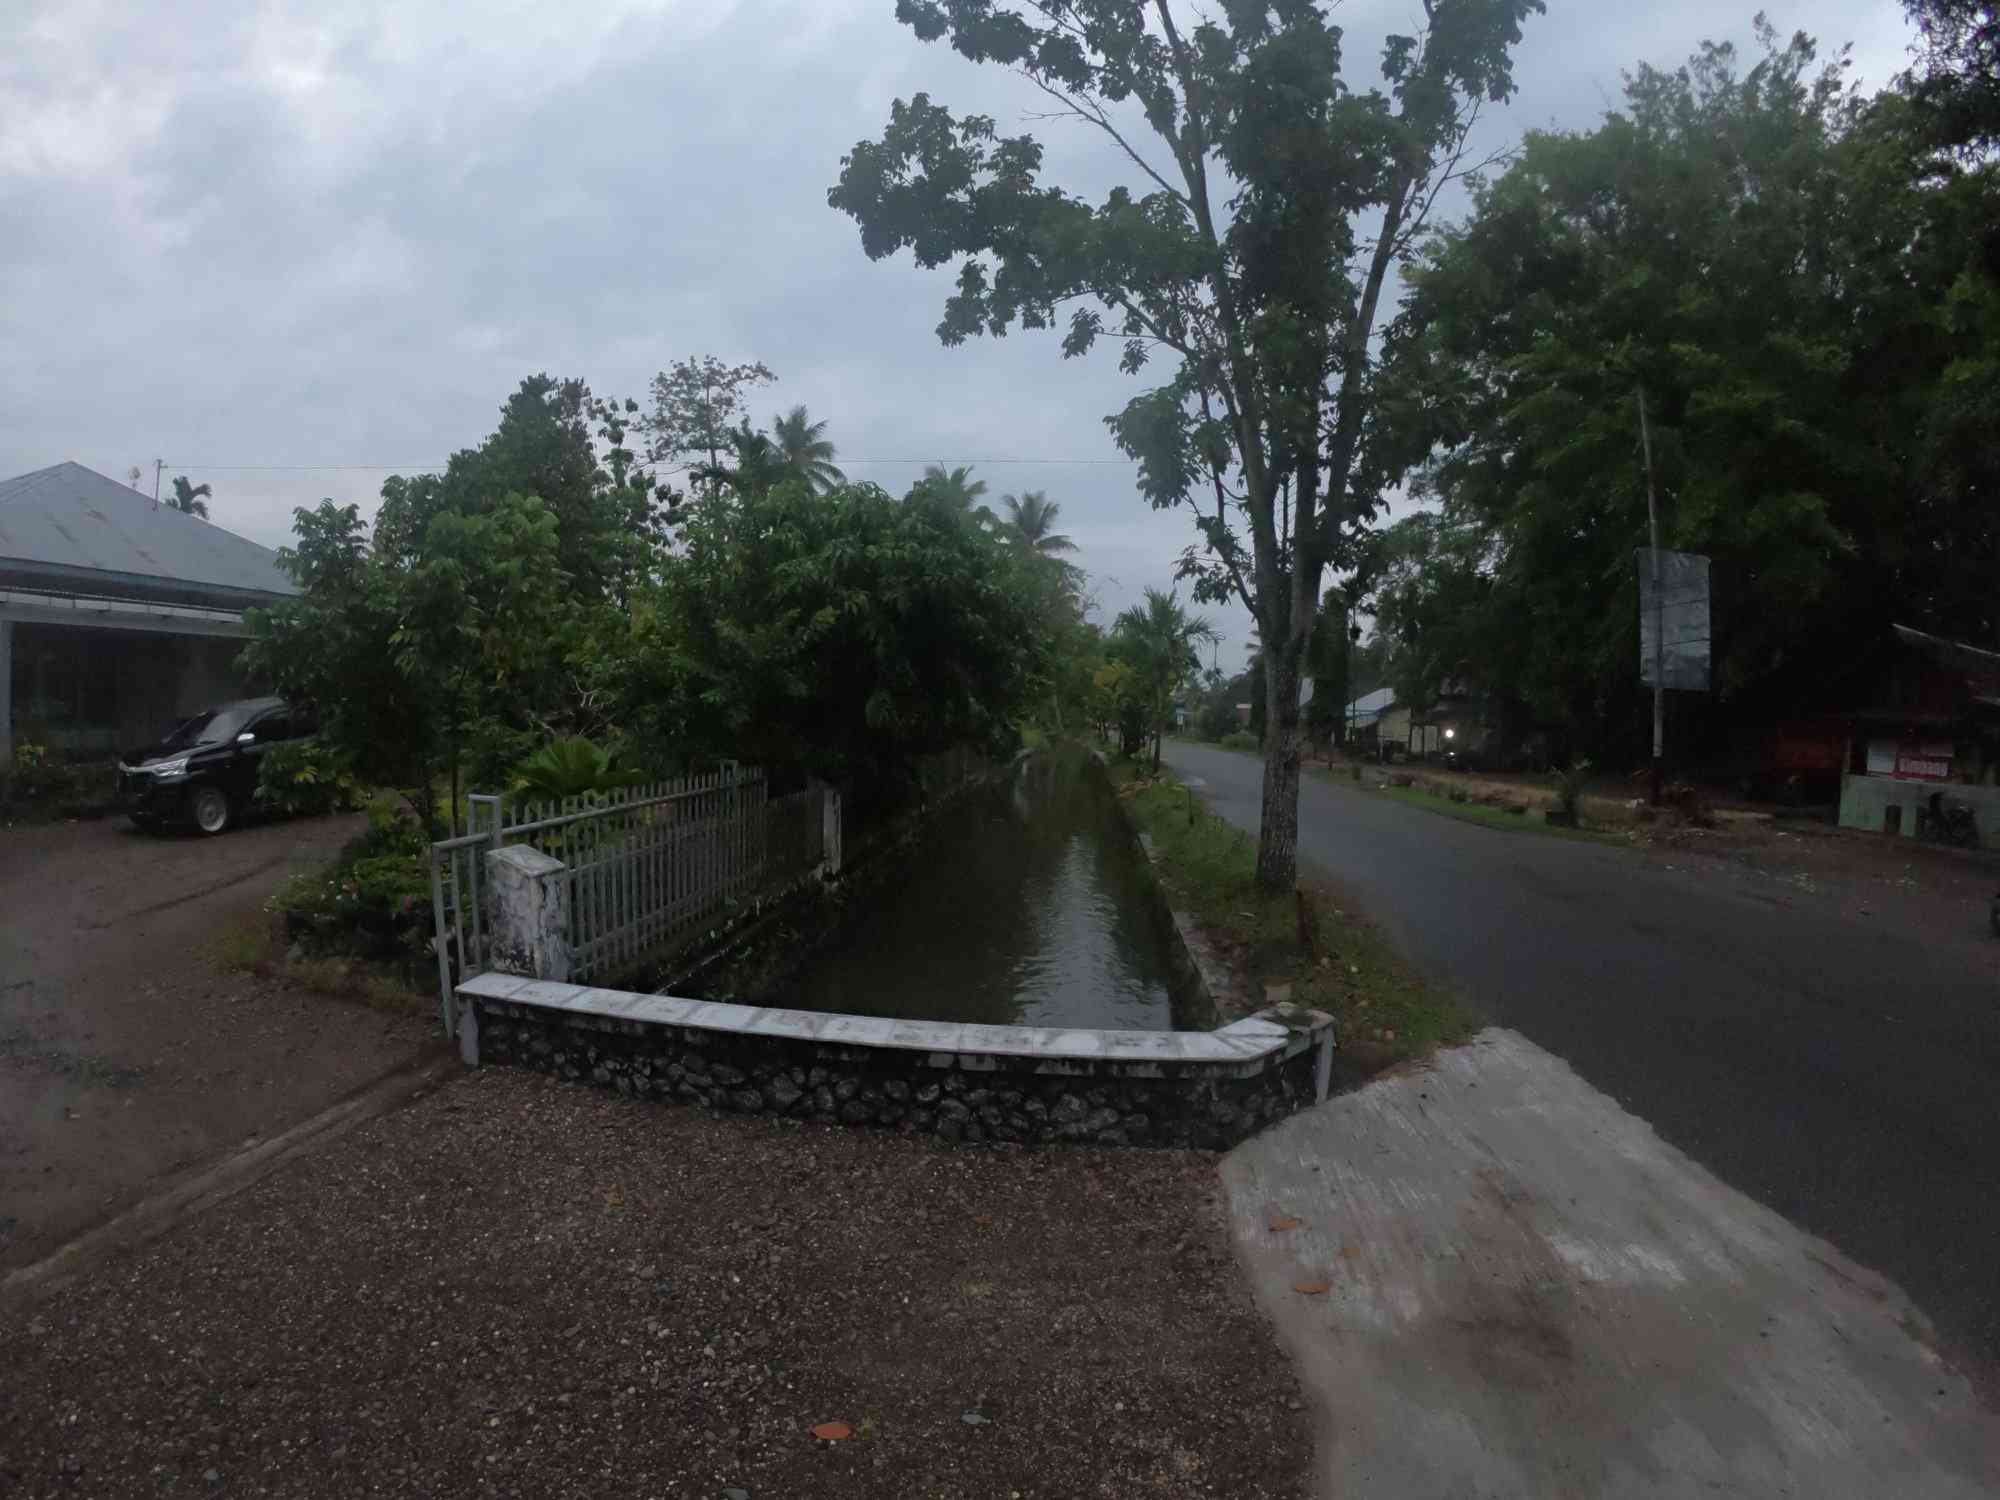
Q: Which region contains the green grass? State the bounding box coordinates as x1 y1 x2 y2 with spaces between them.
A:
207 914 275 973
1359 780 1628 845
1108 756 1476 1072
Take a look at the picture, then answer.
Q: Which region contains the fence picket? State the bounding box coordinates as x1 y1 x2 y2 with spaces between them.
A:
431 767 835 1022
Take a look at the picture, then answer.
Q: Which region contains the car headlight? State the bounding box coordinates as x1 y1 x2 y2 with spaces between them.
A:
151 757 191 780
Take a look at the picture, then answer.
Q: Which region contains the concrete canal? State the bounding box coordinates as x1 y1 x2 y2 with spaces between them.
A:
785 748 1188 1029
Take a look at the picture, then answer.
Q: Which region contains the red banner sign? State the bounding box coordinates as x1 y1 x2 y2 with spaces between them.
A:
1866 739 1954 782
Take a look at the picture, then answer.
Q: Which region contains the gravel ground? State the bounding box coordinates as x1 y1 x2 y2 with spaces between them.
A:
0 812 436 1269
0 1069 1310 1499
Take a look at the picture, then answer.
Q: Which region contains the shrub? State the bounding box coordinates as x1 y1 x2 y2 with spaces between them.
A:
255 738 362 816
1220 731 1260 752
1551 758 1593 825
1662 779 1717 829
1 746 115 818
511 736 649 804
348 798 432 860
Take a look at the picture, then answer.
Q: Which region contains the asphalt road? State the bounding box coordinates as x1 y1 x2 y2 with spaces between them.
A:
1162 741 2000 1374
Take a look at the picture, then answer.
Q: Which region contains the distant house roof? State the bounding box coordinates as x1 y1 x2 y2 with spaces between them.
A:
0 462 296 610
1891 623 2000 677
1345 687 1397 725
1886 623 2000 718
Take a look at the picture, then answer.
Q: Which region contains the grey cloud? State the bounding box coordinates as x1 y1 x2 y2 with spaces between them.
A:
1 0 1919 662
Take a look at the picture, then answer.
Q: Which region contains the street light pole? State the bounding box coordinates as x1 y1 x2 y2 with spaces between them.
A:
1638 386 1664 805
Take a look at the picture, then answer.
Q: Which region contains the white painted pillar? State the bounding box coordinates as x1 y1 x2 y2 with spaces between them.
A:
820 783 843 879
0 617 12 772
485 843 572 983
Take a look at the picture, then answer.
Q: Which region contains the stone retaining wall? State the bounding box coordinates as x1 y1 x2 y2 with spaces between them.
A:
461 974 1333 1152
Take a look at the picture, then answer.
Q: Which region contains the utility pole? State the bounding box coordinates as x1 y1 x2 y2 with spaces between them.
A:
1638 387 1664 805
152 459 163 510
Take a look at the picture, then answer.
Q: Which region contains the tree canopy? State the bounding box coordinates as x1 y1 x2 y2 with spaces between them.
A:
643 356 776 499
769 404 847 493
1107 587 1216 771
605 477 1046 805
1906 0 2000 151
831 0 1543 888
372 374 659 603
1375 21 2000 760
245 367 1070 828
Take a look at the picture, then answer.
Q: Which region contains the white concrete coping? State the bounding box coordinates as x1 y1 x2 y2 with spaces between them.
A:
487 843 566 877
457 971 1332 1075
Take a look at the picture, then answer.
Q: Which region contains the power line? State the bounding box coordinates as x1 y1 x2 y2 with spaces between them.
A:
162 455 1143 472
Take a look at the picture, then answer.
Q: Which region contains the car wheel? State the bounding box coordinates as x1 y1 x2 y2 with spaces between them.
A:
189 786 233 835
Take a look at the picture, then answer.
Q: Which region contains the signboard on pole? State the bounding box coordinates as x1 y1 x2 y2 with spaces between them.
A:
1636 549 1712 692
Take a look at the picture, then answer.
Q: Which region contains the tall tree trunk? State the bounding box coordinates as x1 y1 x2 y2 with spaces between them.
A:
1256 644 1303 891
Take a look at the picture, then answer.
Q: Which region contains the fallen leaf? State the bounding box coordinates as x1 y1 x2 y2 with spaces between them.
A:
960 1411 992 1426
1293 1282 1331 1296
973 1215 993 1228
812 1421 852 1441
1267 1216 1303 1232
1340 1246 1361 1260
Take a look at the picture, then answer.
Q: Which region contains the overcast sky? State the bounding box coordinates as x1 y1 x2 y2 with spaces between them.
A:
1 0 1919 666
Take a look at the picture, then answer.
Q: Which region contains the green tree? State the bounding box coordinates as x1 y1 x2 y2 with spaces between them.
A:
644 356 777 498
1305 594 1356 747
243 492 570 833
167 475 211 519
696 419 791 497
1386 24 2000 758
769 404 847 492
830 0 1544 889
604 480 1044 805
907 463 994 524
1001 490 1076 558
1366 513 1498 729
1109 588 1217 772
1906 0 2000 151
373 374 657 603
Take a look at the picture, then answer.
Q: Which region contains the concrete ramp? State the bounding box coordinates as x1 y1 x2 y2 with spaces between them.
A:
1224 1029 2000 1498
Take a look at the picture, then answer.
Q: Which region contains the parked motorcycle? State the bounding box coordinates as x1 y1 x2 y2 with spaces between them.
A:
1918 792 1980 850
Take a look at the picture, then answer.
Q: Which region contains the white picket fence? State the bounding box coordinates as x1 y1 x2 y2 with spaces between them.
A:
429 769 831 1035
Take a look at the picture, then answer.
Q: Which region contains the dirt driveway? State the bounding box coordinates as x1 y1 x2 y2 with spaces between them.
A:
0 812 438 1270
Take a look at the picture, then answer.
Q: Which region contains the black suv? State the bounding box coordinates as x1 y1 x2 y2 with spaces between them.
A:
118 697 312 835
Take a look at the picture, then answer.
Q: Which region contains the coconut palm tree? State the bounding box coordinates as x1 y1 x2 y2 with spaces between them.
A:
910 463 996 526
694 420 787 497
1111 587 1218 771
769 404 845 492
1000 490 1076 558
168 476 211 519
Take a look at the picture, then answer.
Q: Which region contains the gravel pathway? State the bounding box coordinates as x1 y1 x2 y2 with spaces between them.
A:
1 1069 1309 1498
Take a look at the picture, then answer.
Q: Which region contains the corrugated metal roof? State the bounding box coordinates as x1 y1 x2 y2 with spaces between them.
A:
1892 623 2000 673
1347 687 1397 716
0 462 296 603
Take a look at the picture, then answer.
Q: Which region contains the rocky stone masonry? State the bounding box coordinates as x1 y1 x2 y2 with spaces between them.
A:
470 994 1329 1151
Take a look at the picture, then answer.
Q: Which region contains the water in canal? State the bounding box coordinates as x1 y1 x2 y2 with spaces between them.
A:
784 750 1186 1030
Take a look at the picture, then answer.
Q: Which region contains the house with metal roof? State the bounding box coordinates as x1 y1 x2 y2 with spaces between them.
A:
1 461 297 764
